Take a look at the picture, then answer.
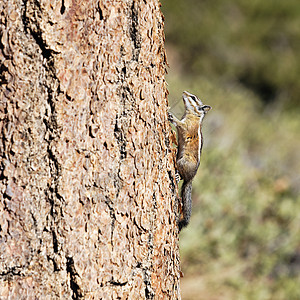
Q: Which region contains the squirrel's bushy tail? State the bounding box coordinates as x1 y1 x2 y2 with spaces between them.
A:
179 180 192 231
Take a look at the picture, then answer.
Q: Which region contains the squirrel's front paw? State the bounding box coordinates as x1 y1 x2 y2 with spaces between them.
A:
168 112 174 122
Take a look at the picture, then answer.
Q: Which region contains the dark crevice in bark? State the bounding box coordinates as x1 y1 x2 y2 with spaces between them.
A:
22 0 58 61
47 255 59 272
97 2 104 20
129 1 141 61
46 141 61 178
144 257 155 298
0 30 12 60
60 0 66 14
109 280 128 286
22 0 61 141
144 200 155 300
105 197 116 247
114 119 127 160
144 280 155 299
46 139 64 253
27 25 53 60
152 192 158 209
167 170 176 195
65 93 74 102
0 62 9 86
134 263 155 300
21 0 29 33
0 265 27 280
66 256 83 299
52 230 59 253
46 141 64 205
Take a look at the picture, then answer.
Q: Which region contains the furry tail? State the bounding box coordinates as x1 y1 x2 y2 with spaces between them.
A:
179 180 193 231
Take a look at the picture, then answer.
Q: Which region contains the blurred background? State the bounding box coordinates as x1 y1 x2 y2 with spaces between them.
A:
161 0 300 299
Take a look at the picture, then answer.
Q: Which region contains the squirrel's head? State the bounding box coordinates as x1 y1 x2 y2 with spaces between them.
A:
182 91 211 119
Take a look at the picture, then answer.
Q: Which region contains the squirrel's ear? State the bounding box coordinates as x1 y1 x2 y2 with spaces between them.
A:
202 105 211 112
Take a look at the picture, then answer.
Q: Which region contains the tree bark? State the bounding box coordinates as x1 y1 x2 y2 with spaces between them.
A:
0 0 180 298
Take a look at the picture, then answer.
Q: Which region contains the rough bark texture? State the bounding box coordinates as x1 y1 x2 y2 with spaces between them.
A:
0 0 180 298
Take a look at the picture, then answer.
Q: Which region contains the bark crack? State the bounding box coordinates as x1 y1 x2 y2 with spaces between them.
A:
129 1 141 61
22 0 59 61
105 197 116 247
60 0 66 15
96 2 104 20
108 280 128 286
114 118 127 160
66 256 83 299
0 264 28 280
135 262 155 299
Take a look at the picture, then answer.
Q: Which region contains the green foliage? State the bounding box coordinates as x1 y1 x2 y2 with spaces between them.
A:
162 0 300 109
167 76 300 299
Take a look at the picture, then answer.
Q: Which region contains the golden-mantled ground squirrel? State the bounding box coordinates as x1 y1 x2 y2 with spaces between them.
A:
168 91 211 231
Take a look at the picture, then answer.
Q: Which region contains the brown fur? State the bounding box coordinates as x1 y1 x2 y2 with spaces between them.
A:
176 113 202 181
168 91 211 231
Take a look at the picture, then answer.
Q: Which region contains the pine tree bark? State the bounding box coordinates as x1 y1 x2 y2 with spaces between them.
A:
0 0 180 298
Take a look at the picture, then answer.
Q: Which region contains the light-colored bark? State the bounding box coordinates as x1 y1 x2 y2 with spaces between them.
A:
0 0 180 298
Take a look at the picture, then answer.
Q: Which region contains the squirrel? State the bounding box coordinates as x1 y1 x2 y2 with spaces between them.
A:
168 91 211 231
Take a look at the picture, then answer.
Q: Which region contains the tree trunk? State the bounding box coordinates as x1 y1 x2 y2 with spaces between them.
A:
0 0 180 298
